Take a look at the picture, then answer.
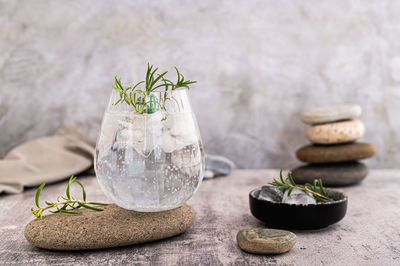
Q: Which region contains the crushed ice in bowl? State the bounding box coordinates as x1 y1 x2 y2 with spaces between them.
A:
256 185 317 205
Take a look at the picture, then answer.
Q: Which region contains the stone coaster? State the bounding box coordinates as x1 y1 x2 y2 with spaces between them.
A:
296 142 377 163
25 203 195 250
237 228 296 254
307 119 365 145
301 104 361 125
291 161 369 186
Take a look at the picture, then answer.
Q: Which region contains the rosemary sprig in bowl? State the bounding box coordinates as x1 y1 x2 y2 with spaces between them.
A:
270 169 332 202
31 176 108 219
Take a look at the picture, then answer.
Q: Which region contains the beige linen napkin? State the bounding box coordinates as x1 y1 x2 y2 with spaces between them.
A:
0 125 95 194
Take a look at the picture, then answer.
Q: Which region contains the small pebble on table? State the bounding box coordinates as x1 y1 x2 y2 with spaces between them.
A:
237 228 297 254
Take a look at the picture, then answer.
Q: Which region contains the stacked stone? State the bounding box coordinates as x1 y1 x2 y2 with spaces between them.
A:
292 104 377 186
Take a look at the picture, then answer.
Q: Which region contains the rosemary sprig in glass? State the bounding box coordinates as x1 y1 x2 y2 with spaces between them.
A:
270 169 333 202
31 176 108 219
113 63 196 114
163 67 198 90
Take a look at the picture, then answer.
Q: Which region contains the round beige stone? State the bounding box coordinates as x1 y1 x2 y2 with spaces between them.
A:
25 203 195 250
237 228 296 254
307 119 365 144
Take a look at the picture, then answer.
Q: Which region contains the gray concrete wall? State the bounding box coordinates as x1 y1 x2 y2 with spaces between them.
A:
1 0 399 168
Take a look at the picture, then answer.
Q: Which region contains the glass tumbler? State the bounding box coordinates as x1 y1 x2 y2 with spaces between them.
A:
95 88 205 212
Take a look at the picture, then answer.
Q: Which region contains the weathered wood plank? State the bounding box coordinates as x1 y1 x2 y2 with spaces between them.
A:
1 169 399 265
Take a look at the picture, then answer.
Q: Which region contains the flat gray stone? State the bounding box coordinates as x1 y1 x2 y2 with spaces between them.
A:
204 154 234 179
291 161 369 186
25 203 195 250
301 104 362 125
237 228 296 254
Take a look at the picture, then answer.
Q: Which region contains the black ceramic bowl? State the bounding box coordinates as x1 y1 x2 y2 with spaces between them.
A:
249 188 348 230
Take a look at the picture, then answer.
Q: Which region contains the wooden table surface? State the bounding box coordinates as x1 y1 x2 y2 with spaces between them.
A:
1 169 400 265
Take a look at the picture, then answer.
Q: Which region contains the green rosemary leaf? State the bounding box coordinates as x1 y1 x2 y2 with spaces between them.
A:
35 183 46 208
78 203 104 211
270 179 281 187
288 172 296 186
129 92 137 110
113 98 122 105
69 203 81 210
115 76 123 90
163 78 171 92
153 83 170 90
174 67 181 84
88 202 109 206
162 78 174 86
124 93 130 105
151 71 168 90
74 180 86 202
318 178 327 196
147 67 158 90
145 64 152 88
66 176 75 200
313 194 327 202
313 179 318 192
178 72 184 83
150 66 158 79
59 209 81 215
279 169 285 183
132 80 144 90
304 183 313 191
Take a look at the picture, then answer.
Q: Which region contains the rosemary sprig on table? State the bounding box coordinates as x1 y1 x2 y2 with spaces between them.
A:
31 176 108 219
270 169 332 202
113 63 196 114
